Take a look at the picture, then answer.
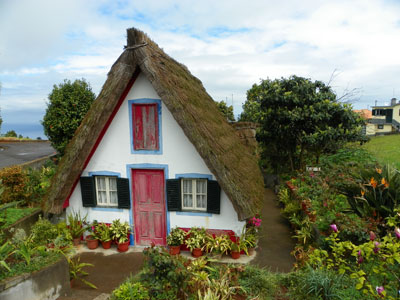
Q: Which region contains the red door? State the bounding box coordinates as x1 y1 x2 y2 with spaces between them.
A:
132 169 166 246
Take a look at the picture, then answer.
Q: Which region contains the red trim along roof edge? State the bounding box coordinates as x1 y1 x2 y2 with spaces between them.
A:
62 70 140 209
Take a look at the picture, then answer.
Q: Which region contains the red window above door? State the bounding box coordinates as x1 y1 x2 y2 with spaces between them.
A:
132 103 159 150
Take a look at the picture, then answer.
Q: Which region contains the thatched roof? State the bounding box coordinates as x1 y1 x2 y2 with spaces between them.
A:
45 28 264 221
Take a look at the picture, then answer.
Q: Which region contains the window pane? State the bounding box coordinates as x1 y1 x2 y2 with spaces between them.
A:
196 180 206 194
110 191 118 204
109 177 117 191
196 195 206 208
97 177 106 190
98 191 107 204
183 179 192 193
183 194 193 208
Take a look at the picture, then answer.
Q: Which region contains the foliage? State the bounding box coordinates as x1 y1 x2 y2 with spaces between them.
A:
203 234 232 255
110 219 132 243
166 227 186 246
67 211 88 239
243 76 365 172
0 166 28 204
66 255 97 289
95 223 112 242
111 279 150 300
238 265 279 299
0 207 39 229
42 78 96 155
341 164 400 221
0 241 13 272
30 216 58 246
4 130 17 138
307 212 400 300
185 227 207 251
139 246 189 299
215 100 235 122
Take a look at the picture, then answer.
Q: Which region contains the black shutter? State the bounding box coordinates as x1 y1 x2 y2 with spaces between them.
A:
166 179 181 211
117 178 131 209
207 180 221 214
80 177 96 207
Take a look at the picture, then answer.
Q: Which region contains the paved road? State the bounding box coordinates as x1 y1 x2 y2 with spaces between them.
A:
0 141 55 168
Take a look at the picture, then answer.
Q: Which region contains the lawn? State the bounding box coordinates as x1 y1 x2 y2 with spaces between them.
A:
362 134 400 168
0 207 40 229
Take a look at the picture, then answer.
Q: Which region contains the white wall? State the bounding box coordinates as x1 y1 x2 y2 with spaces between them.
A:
67 73 245 236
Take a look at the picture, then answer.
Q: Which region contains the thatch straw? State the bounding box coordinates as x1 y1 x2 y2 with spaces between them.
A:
46 28 264 220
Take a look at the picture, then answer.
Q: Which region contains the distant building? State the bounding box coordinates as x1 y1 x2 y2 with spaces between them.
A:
368 98 400 135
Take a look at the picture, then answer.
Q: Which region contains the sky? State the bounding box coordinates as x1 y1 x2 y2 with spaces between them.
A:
2 0 400 139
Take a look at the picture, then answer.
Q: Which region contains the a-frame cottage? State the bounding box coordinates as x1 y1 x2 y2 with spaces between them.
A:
46 28 264 246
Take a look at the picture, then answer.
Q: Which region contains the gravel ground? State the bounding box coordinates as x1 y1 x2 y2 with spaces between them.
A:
0 141 55 168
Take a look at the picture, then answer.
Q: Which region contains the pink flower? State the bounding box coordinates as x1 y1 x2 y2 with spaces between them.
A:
373 242 380 254
369 231 376 241
376 286 384 296
395 228 400 239
330 224 338 233
357 250 363 264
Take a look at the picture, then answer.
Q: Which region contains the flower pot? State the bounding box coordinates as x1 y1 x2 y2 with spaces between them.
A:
101 240 112 249
86 236 99 250
73 237 81 246
191 248 203 257
117 241 130 252
248 247 255 255
169 245 181 255
231 251 241 259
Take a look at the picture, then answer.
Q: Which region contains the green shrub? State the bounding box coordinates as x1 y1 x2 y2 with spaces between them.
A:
0 166 28 204
111 279 149 300
31 216 58 246
238 265 279 299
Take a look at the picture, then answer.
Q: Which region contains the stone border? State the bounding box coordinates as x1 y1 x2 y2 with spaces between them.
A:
0 258 71 300
3 209 42 240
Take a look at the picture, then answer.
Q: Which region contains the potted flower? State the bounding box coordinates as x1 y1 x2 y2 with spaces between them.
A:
110 219 132 252
67 211 88 246
167 227 186 255
96 223 112 249
185 227 207 257
230 235 248 259
85 220 100 250
203 234 231 257
243 231 257 255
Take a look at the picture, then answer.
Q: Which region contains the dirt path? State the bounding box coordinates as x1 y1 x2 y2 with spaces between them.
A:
57 250 144 300
250 188 296 272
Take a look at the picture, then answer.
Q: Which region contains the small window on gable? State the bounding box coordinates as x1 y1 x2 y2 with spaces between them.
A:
378 124 384 129
95 176 118 206
182 179 207 211
132 103 159 150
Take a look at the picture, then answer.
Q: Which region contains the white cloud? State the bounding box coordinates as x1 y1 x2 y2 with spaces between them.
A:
2 0 400 137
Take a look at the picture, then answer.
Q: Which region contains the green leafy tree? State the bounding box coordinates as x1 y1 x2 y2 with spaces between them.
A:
4 130 17 138
215 100 235 121
247 76 365 172
42 79 95 155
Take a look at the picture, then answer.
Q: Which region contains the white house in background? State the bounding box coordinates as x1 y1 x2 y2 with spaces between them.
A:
46 28 264 246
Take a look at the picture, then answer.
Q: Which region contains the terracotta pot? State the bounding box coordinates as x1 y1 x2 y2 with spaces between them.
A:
169 245 181 255
86 236 99 250
117 241 130 252
231 251 241 259
248 247 255 255
191 248 203 257
101 240 112 249
73 237 81 246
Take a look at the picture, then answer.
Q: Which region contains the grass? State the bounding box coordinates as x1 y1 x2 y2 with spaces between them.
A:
0 207 39 229
362 135 400 168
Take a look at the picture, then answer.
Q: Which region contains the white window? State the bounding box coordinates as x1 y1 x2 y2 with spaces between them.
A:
181 179 207 211
95 176 118 206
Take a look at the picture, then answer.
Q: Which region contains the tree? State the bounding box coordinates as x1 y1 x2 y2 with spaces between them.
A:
215 100 235 121
42 79 95 155
244 76 365 173
5 130 17 137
